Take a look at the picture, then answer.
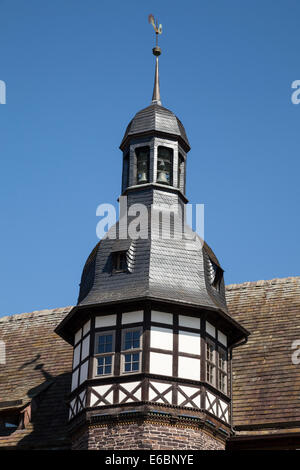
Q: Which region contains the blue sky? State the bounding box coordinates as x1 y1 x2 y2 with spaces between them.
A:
0 0 299 317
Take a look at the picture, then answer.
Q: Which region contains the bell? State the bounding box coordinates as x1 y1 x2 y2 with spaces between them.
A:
157 171 169 184
137 171 147 184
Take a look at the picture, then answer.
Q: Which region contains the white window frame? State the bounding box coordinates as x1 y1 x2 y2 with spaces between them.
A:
121 327 143 375
206 338 216 386
94 330 115 377
218 346 228 395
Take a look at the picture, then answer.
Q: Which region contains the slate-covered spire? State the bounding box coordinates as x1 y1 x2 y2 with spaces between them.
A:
152 47 161 105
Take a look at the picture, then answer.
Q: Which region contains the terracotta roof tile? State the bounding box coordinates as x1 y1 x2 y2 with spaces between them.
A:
1 276 299 447
0 306 73 448
227 276 300 431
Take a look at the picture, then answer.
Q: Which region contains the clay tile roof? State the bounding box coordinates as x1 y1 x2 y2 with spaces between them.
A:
1 276 300 447
226 276 300 432
0 307 73 449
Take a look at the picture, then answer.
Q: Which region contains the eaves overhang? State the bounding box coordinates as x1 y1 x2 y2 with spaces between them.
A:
55 296 249 347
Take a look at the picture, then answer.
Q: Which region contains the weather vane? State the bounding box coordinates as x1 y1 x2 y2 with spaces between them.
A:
148 14 162 105
148 14 162 51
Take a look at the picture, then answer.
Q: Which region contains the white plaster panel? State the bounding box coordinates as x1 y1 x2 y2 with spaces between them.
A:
134 388 141 400
151 311 173 325
83 319 91 336
93 384 112 395
104 391 114 404
154 391 172 404
178 390 201 409
90 392 98 407
218 330 227 347
95 314 117 328
163 391 172 403
73 343 81 369
206 391 217 415
178 330 200 355
218 398 229 422
219 399 227 413
71 369 79 392
81 335 90 361
150 382 171 394
206 321 216 338
150 326 173 351
74 328 82 345
122 310 144 324
178 356 200 381
149 352 173 376
96 384 111 394
79 391 86 408
119 390 132 402
178 315 200 329
79 359 89 385
180 385 200 396
90 385 114 406
69 398 76 419
192 395 201 408
121 381 140 393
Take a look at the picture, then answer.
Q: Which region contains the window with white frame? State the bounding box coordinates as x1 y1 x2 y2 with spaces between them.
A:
94 331 115 376
218 346 228 394
205 332 228 394
121 328 142 373
206 340 216 386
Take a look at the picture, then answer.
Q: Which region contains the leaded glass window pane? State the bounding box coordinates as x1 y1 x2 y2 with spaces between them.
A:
97 355 112 375
124 353 140 372
124 330 141 350
97 334 113 354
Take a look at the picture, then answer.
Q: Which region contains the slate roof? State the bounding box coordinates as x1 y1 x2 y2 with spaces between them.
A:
120 103 190 151
227 276 300 434
1 276 300 448
76 188 228 316
77 219 228 315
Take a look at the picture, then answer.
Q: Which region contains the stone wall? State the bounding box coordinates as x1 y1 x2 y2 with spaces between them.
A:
72 422 225 450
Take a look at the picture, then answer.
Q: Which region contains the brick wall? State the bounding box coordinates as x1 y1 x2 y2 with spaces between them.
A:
72 422 225 450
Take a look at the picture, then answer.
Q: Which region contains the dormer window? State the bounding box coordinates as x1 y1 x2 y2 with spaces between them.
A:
208 258 223 291
136 147 150 185
157 146 173 185
112 251 128 273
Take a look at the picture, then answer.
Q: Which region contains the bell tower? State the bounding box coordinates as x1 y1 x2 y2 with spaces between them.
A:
56 17 248 450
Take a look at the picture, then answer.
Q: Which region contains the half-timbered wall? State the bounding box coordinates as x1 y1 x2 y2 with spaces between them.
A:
69 308 230 425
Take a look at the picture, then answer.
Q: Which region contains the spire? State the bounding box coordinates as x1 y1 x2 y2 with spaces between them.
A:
148 14 162 106
152 48 161 105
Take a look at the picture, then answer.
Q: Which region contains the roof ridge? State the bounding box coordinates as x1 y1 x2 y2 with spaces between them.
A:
1 276 300 320
226 276 300 290
0 306 73 323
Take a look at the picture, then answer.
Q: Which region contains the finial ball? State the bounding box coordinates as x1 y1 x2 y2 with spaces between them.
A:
152 46 161 57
